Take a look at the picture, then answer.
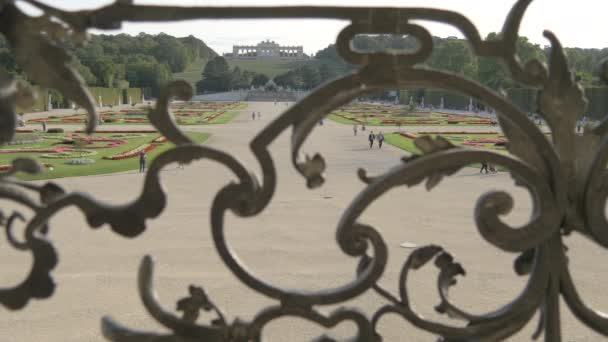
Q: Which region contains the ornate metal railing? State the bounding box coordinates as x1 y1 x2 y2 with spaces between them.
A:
1 0 608 340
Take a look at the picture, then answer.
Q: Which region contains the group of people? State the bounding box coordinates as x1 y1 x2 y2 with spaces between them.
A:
251 111 261 120
368 131 385 149
353 124 384 148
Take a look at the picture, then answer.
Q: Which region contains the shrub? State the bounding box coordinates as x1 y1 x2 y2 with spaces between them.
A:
47 128 64 133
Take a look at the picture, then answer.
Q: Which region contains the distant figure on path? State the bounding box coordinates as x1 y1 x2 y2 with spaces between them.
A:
353 124 357 136
139 151 147 173
378 132 385 149
41 120 46 132
480 162 488 174
252 112 255 120
368 131 376 149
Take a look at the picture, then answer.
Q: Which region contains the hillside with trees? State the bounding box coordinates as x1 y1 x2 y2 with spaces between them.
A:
314 33 608 89
0 33 217 98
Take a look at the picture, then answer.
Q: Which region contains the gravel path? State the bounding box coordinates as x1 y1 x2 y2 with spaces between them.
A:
0 102 603 341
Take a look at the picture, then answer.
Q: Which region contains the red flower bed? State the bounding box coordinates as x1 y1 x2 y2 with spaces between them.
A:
76 130 157 133
103 143 156 160
400 132 418 139
0 163 53 171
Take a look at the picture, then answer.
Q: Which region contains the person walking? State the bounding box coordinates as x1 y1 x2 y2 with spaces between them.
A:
368 131 376 149
139 151 147 173
480 162 488 174
252 112 255 120
41 120 46 132
378 131 385 149
353 124 357 136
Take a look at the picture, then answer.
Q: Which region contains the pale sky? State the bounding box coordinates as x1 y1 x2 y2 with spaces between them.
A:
22 0 608 55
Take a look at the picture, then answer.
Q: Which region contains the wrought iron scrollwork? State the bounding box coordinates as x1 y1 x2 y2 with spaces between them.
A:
1 0 608 340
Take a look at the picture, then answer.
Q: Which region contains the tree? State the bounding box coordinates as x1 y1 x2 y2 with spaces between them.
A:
196 56 231 93
428 38 478 78
153 34 191 73
251 73 270 88
229 67 251 89
319 63 332 82
300 65 320 89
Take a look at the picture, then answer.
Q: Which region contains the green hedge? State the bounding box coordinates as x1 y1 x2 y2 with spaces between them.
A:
397 86 608 118
17 87 145 113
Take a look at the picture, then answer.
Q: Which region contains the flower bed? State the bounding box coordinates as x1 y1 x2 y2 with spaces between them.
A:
75 130 157 133
400 132 418 139
41 149 98 159
103 143 156 160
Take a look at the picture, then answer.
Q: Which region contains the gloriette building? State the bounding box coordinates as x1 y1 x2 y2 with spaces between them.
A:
226 40 307 60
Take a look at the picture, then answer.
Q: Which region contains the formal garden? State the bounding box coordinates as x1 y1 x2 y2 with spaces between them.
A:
0 131 208 180
27 102 247 125
384 131 509 155
328 103 493 126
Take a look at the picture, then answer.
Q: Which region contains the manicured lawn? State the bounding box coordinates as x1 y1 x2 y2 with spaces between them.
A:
384 132 422 155
227 59 317 78
172 57 209 86
384 132 509 171
209 110 241 124
1 132 209 180
29 102 247 126
328 103 493 126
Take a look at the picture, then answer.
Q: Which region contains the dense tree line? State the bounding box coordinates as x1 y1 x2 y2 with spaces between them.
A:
196 56 270 93
0 33 217 97
315 33 608 89
273 64 334 90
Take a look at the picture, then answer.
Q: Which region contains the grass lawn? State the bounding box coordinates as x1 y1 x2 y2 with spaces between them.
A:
328 114 358 125
384 132 508 171
209 110 241 124
1 132 209 181
384 132 422 155
227 59 317 78
172 58 208 86
30 102 247 126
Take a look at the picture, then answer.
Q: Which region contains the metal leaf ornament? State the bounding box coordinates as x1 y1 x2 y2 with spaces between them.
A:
0 4 97 134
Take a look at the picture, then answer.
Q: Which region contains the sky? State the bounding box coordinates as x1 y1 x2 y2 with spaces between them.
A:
21 0 608 55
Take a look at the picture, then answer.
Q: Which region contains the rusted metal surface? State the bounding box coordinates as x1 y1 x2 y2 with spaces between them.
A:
1 0 607 340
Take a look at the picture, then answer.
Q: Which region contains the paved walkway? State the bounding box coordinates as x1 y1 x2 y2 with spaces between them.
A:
1 102 605 341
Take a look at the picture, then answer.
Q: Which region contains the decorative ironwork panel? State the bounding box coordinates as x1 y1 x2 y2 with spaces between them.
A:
0 0 607 340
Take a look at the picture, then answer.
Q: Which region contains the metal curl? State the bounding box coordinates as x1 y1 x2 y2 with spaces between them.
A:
583 136 608 247
148 80 195 146
341 149 559 255
247 305 374 341
22 144 253 240
0 202 56 310
371 243 549 340
336 21 433 66
102 256 226 341
210 183 388 307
